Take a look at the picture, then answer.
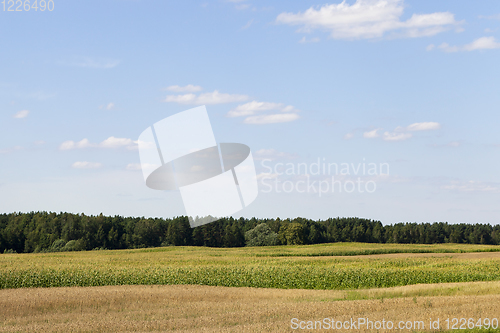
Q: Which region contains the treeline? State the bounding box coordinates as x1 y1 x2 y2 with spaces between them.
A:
0 212 499 253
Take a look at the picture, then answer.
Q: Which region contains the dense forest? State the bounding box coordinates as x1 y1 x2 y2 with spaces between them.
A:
1 212 499 253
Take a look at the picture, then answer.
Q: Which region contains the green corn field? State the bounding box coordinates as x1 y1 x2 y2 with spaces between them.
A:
1 243 500 290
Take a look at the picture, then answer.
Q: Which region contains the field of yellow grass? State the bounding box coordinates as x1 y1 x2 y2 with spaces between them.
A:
1 282 499 332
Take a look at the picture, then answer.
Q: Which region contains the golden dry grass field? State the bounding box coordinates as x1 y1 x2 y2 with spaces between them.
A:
1 282 500 332
1 243 500 332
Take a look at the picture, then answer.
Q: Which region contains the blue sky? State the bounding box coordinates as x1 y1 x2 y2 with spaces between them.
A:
1 0 500 224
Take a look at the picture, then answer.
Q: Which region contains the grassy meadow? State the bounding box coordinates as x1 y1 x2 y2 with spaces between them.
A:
1 242 500 290
1 283 499 332
1 243 500 332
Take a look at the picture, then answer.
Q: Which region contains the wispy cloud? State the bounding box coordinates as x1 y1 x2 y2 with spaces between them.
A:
67 57 120 69
126 163 142 171
72 161 102 169
228 101 289 117
13 110 29 119
60 139 92 150
434 43 459 53
363 122 441 142
398 122 442 131
99 137 137 149
344 133 354 140
164 90 249 105
14 91 56 101
244 113 300 124
478 14 500 20
99 103 115 110
276 0 461 40
363 129 381 139
126 163 159 171
442 180 499 192
226 0 250 10
235 3 250 10
299 36 320 43
60 137 138 151
228 100 300 124
429 37 500 52
383 132 412 141
164 85 203 92
464 36 500 51
426 44 436 51
242 19 254 29
431 141 461 148
0 146 23 154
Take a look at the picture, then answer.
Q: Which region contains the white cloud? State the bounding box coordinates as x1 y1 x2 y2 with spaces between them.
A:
281 105 297 113
426 44 435 51
383 121 440 141
299 36 320 43
70 57 120 69
432 141 461 148
0 141 43 154
13 110 29 119
464 36 500 51
126 163 142 171
72 161 102 169
276 0 459 40
436 42 459 52
99 102 115 110
363 122 440 142
164 85 203 92
59 137 137 151
242 19 254 29
405 122 441 131
164 90 248 105
442 180 499 192
432 37 500 52
228 101 288 117
244 113 300 124
478 14 500 20
0 146 23 154
383 132 412 141
99 137 136 149
344 133 354 140
228 100 300 124
235 3 250 10
363 129 380 138
226 0 250 9
126 163 159 171
59 139 92 150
